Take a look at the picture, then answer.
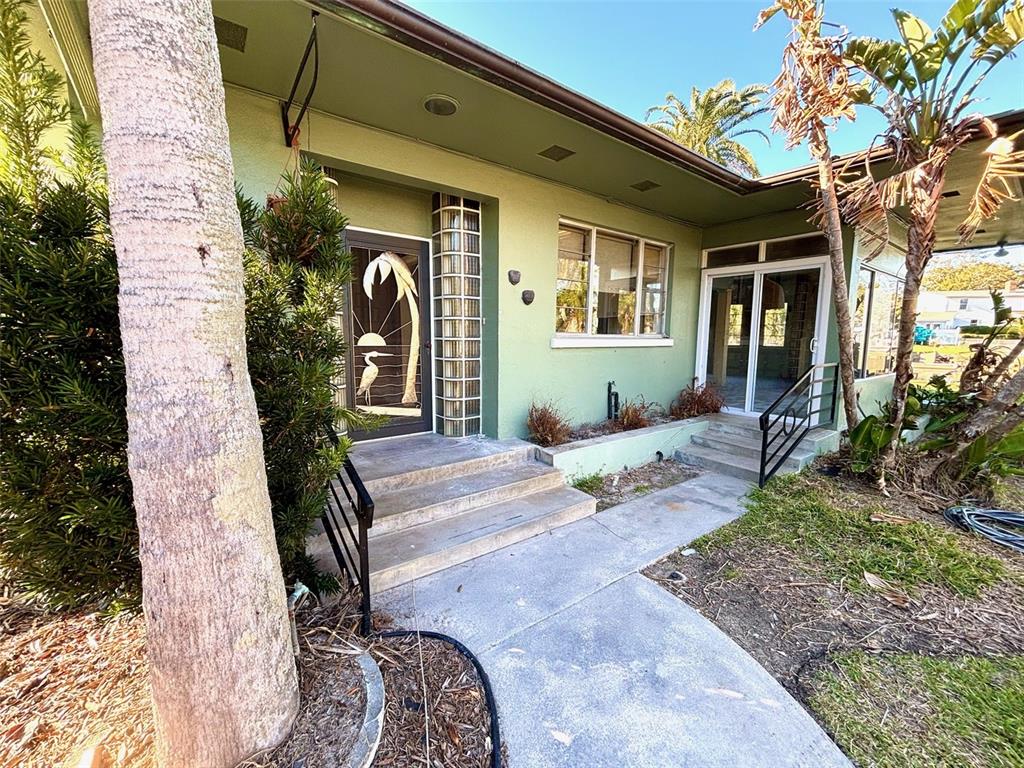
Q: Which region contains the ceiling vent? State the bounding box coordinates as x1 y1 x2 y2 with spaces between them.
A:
630 179 661 192
538 144 575 162
941 189 961 198
214 16 248 52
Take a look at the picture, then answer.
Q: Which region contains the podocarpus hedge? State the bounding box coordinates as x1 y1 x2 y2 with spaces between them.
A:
0 1 368 605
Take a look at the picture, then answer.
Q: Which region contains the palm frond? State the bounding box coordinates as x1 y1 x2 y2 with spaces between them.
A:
959 128 1024 242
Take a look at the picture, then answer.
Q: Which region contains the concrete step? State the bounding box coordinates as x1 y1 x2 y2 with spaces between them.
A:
349 434 534 495
690 430 813 469
675 444 763 483
368 486 597 592
368 462 565 537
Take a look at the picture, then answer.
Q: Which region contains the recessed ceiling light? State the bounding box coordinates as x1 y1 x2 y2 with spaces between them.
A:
538 144 575 162
630 179 661 192
423 94 459 116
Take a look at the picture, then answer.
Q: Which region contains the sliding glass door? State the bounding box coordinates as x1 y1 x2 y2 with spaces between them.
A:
698 260 828 416
705 273 755 409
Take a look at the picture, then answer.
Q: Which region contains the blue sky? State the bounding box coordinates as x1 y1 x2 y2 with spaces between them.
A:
403 0 1024 177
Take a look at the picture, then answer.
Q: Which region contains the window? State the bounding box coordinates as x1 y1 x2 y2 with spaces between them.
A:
959 298 969 310
555 221 670 337
853 267 905 377
555 226 590 334
762 305 788 346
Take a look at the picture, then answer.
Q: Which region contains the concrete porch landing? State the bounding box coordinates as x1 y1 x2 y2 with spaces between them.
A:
311 433 596 592
377 472 851 768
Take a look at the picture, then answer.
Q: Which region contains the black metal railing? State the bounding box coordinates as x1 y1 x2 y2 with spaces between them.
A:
322 427 375 635
758 363 838 488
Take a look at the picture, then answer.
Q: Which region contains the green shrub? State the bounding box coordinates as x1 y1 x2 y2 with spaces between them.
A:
241 162 376 592
0 133 136 609
0 4 368 604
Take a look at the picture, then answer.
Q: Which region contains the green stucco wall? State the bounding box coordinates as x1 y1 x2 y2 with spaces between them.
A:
222 86 702 439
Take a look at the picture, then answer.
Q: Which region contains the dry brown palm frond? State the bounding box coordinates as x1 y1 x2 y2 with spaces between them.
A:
959 129 1024 243
757 0 860 156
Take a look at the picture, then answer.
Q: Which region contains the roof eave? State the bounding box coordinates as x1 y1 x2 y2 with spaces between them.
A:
316 0 761 195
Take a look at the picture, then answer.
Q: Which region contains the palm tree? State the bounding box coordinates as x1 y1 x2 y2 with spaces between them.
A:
756 0 863 432
838 0 1024 472
645 79 771 177
89 0 298 763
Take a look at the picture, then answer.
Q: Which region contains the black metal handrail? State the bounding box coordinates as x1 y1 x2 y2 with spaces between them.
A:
758 363 838 488
322 427 374 635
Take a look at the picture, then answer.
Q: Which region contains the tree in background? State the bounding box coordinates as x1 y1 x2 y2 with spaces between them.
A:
0 0 136 608
646 79 770 177
755 0 863 431
922 260 1023 291
840 0 1024 474
88 0 297 762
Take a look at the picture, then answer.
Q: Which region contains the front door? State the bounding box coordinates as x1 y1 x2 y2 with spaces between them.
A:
699 260 828 416
344 230 432 440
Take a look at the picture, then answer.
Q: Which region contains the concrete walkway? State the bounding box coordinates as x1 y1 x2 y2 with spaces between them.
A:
376 472 851 768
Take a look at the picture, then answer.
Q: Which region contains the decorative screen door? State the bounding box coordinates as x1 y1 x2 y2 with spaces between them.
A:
343 230 432 439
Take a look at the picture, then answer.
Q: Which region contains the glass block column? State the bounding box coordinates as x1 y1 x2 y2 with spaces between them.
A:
431 194 482 437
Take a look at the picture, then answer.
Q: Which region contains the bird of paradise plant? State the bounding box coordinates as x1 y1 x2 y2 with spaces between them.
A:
836 0 1024 471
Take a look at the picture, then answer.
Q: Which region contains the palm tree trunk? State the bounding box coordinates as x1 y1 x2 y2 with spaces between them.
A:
985 336 1024 388
880 162 945 472
816 152 859 431
88 1 298 765
924 366 1024 481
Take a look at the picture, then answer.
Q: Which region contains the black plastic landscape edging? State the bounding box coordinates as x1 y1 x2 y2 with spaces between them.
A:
378 629 502 767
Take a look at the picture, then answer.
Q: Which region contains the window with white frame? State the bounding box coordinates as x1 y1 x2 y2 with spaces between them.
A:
555 221 670 336
853 266 905 377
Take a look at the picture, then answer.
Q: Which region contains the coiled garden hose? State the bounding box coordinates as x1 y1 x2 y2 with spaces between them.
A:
944 505 1024 554
379 629 502 768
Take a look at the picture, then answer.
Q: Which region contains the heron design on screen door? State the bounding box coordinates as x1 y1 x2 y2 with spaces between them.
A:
355 251 420 408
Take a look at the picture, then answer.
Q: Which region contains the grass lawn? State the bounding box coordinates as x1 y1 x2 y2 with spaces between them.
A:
812 653 1024 768
649 470 1024 768
697 473 1006 597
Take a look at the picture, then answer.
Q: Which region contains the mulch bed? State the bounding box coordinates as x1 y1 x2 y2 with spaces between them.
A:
370 632 503 768
2 589 499 768
583 458 699 511
568 412 674 441
644 471 1024 705
0 592 153 768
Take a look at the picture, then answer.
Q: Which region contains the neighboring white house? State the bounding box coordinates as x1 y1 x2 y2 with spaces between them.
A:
917 287 1024 331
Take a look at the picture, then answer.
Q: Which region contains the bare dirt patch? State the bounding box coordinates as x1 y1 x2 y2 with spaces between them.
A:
576 458 699 511
644 471 1024 701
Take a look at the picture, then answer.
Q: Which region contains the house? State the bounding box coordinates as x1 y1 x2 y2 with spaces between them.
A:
918 288 1024 331
29 0 1024 586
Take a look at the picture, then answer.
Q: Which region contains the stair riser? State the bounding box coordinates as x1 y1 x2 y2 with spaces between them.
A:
690 434 807 470
369 471 565 537
359 448 531 496
705 424 832 457
369 496 596 593
675 451 761 483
